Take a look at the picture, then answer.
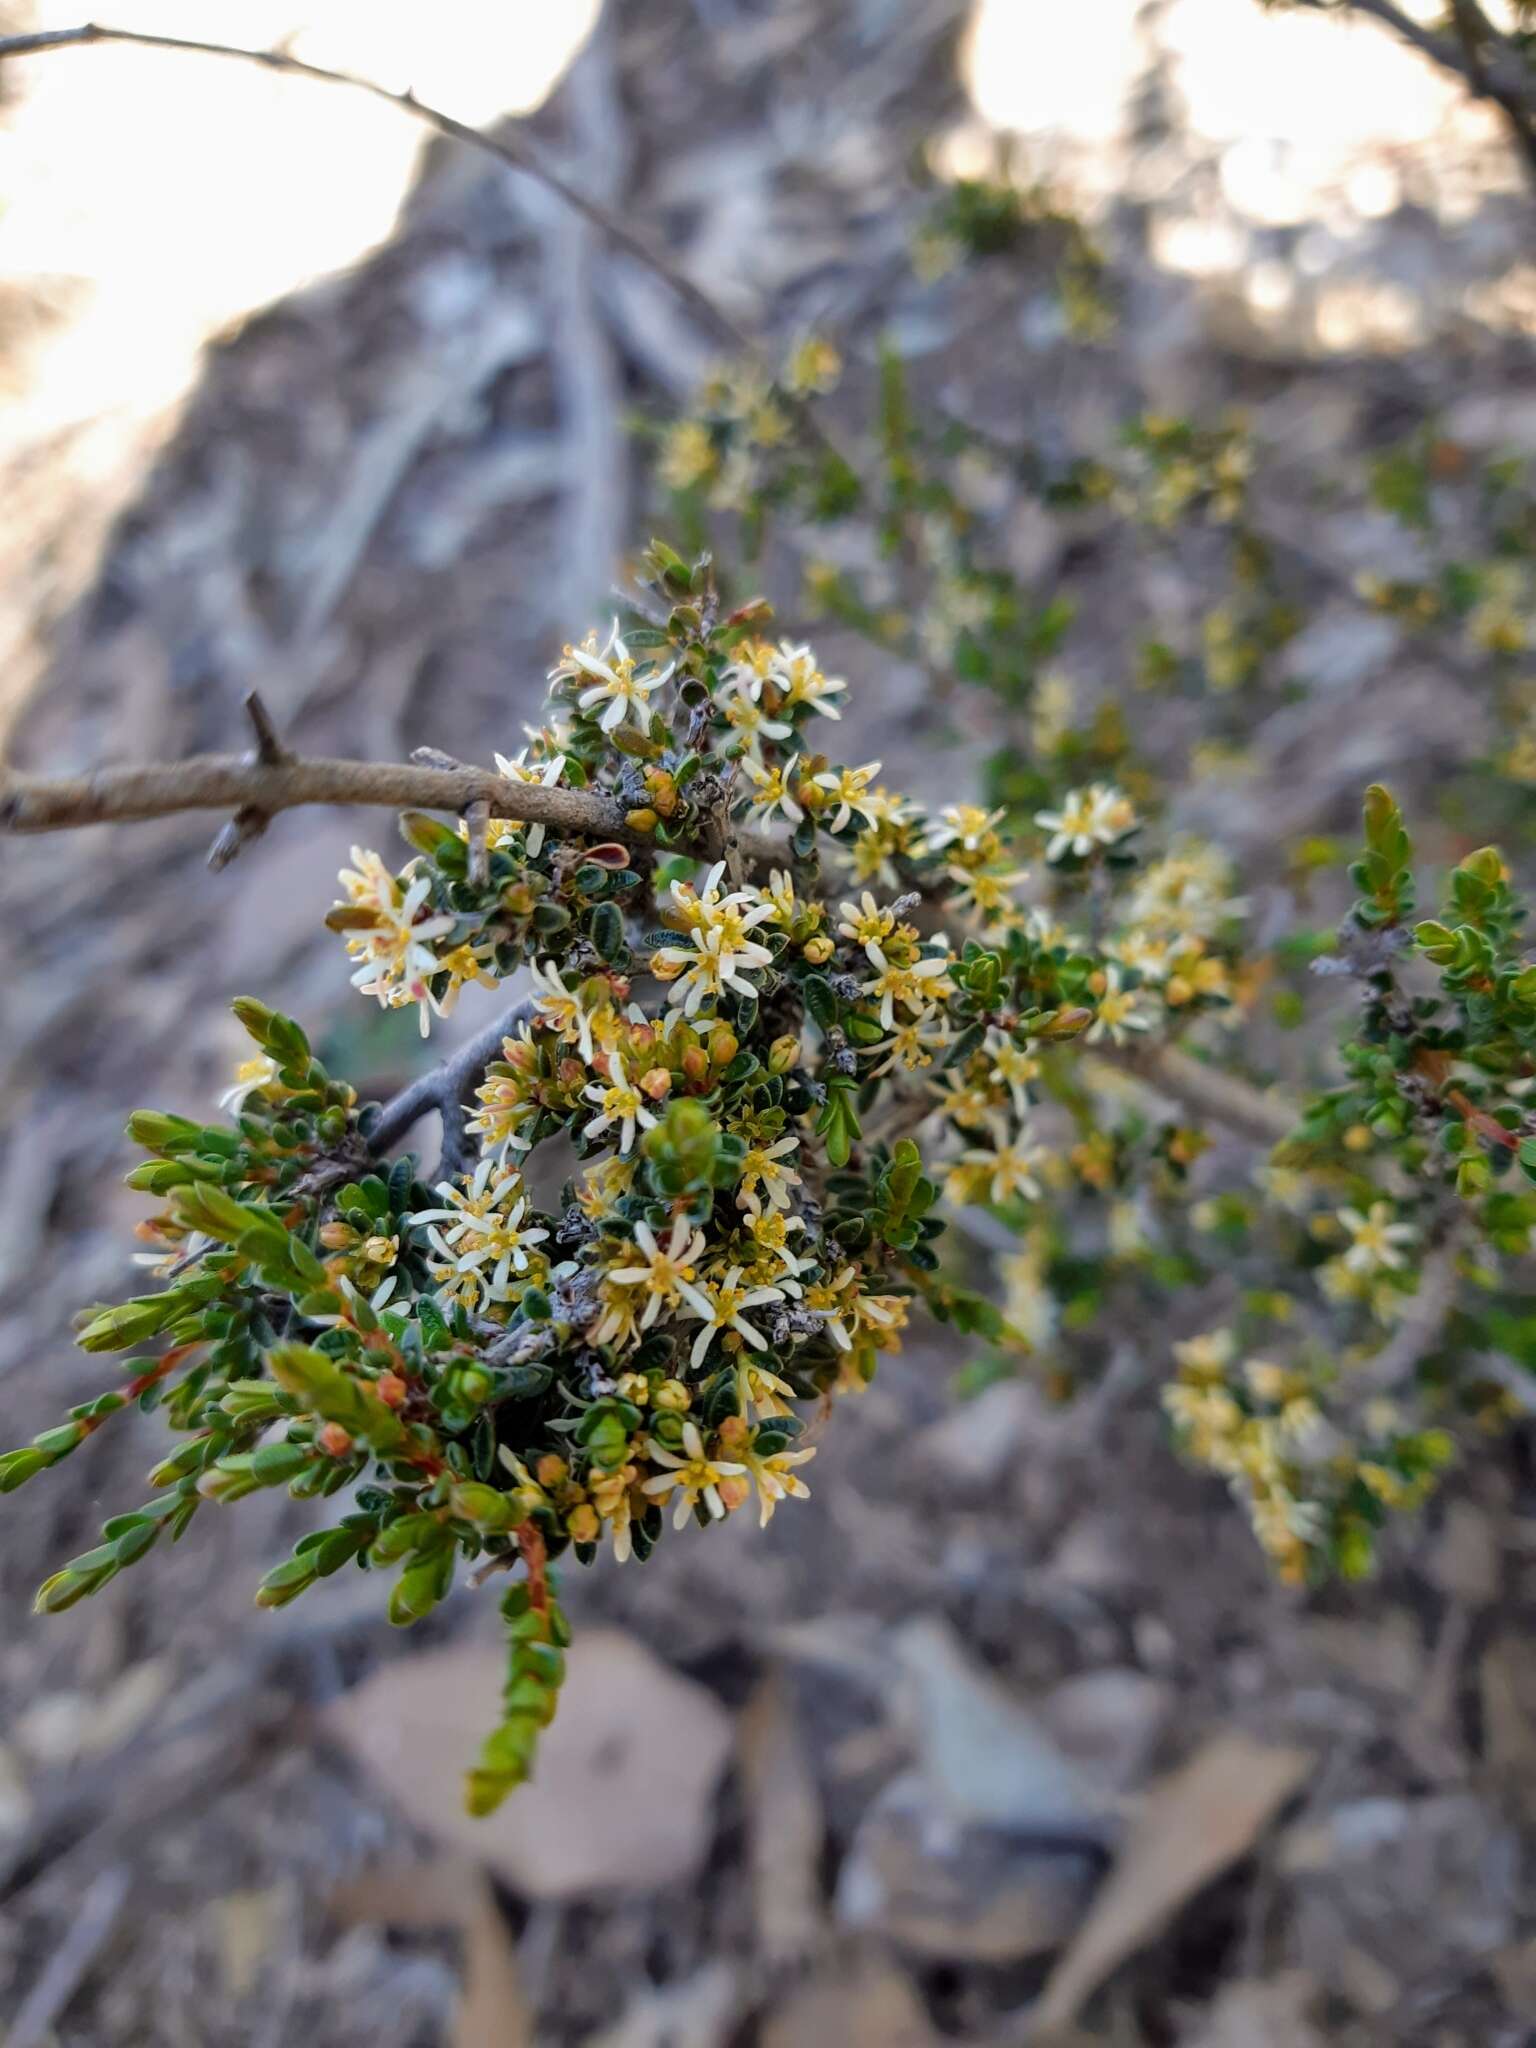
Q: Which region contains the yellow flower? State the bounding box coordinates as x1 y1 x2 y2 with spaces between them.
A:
677 1266 787 1369
1035 785 1136 862
784 334 842 396
218 1055 280 1115
582 1054 660 1156
659 418 719 492
1085 965 1151 1046
606 1217 707 1328
838 891 898 956
641 1421 748 1529
1338 1202 1416 1275
743 1440 816 1526
809 760 883 833
955 1133 1049 1205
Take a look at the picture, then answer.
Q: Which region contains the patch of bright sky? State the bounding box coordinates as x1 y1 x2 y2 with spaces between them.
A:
0 1 600 438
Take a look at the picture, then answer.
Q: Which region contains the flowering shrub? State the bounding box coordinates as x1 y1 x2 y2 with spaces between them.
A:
13 522 1536 1805
0 541 1246 1806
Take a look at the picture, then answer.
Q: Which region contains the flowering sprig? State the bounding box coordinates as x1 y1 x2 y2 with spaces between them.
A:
9 536 1535 1819
0 545 1251 1791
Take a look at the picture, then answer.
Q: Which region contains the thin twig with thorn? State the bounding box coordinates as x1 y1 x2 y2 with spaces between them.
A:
206 691 295 869
243 690 291 766
368 999 536 1179
0 741 782 866
1290 0 1536 194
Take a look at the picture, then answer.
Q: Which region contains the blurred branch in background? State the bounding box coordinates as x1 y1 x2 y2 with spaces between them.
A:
1285 0 1536 190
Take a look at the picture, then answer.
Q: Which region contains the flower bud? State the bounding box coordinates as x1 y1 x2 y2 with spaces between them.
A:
1039 1007 1095 1039
652 1379 691 1412
375 1370 408 1409
319 1221 359 1250
318 1422 354 1458
802 935 834 964
682 1046 709 1084
708 1026 738 1066
452 1482 519 1531
453 1366 495 1407
535 1454 569 1489
716 1475 751 1514
641 1067 673 1101
768 1034 801 1074
567 1504 600 1544
646 771 680 818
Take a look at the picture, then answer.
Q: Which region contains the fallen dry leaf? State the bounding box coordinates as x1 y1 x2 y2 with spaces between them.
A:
328 1628 733 1898
332 1857 531 2048
761 1950 939 2048
739 1670 824 1968
211 1886 288 2001
1030 1731 1311 2036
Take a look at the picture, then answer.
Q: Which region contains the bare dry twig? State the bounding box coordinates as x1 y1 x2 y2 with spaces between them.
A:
1352 1226 1466 1394
0 729 792 887
368 1000 533 1169
1095 1040 1299 1146
0 746 631 840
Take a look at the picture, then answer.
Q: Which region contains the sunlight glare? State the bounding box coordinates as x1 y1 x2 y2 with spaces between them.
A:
0 0 600 441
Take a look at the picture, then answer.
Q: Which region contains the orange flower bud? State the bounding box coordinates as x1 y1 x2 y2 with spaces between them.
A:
318 1422 353 1458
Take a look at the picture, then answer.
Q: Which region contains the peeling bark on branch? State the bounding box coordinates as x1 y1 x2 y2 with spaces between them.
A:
0 752 635 842
0 745 785 875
